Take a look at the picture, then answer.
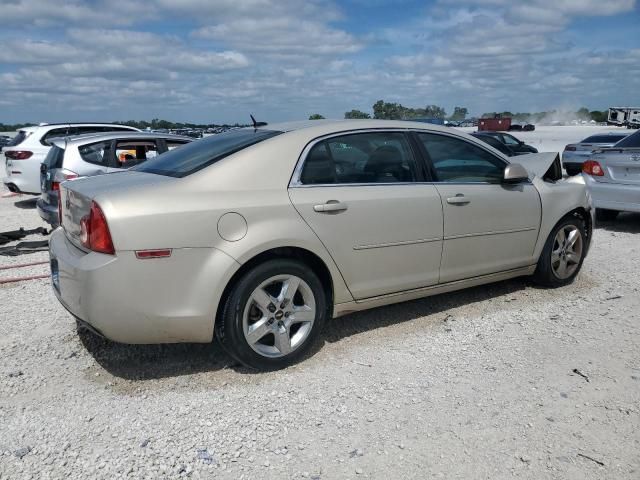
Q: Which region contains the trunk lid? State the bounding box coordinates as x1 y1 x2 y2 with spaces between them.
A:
59 170 174 250
590 148 640 185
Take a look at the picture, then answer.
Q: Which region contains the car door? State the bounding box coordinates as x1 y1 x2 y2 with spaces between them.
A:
288 130 444 300
415 132 541 283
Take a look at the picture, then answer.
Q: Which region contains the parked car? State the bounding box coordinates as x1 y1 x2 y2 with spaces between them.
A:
471 132 516 156
50 120 593 370
37 132 192 227
581 129 640 221
2 123 139 195
478 131 538 154
562 132 630 175
0 135 11 152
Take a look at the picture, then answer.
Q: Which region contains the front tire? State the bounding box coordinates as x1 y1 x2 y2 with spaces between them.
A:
533 216 586 287
216 259 327 370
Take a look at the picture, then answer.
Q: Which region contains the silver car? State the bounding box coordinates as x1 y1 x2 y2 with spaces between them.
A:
581 129 640 220
37 132 192 226
49 120 593 369
563 132 630 175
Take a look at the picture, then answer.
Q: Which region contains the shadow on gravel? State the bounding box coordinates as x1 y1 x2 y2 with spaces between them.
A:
79 278 529 380
78 326 238 381
13 197 38 209
595 212 640 234
324 278 528 343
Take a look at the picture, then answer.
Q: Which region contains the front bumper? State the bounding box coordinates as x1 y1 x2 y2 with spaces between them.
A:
584 175 640 213
49 228 240 344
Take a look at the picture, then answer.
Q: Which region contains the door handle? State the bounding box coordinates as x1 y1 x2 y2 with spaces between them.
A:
313 201 348 213
446 194 470 205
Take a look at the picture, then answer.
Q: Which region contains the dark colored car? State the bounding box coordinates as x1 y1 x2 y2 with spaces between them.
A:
478 131 538 155
470 133 516 156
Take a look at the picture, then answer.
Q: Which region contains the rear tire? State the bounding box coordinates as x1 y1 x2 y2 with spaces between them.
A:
564 166 582 176
533 215 586 287
216 259 327 370
596 208 618 222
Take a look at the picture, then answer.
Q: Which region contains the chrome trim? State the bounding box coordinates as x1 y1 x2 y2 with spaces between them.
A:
353 237 441 250
288 127 520 188
444 226 537 240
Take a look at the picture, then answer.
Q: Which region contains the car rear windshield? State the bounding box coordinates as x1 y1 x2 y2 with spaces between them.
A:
582 135 627 143
613 130 640 148
6 130 29 147
132 129 282 178
43 145 65 169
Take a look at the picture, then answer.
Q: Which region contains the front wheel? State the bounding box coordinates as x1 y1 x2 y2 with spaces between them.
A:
216 259 327 370
533 216 586 287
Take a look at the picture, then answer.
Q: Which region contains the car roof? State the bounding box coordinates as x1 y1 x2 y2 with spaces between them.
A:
49 132 193 148
257 119 458 136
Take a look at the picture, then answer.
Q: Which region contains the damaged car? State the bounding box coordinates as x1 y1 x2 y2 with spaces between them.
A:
49 120 593 369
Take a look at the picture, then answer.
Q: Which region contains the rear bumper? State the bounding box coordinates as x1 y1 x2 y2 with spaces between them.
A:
49 228 241 344
36 197 59 227
584 175 640 213
2 176 40 195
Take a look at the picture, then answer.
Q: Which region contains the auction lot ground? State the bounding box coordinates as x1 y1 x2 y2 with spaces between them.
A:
1 126 639 479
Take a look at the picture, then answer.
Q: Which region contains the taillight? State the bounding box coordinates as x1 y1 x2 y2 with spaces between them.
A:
79 201 115 254
564 145 576 151
583 160 604 176
5 150 33 160
51 173 78 191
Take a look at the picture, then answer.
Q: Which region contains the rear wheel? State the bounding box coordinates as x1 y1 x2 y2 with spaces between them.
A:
564 166 582 176
596 208 618 222
533 216 586 287
216 259 327 370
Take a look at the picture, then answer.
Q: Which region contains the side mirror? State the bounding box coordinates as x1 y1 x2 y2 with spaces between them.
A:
503 163 529 183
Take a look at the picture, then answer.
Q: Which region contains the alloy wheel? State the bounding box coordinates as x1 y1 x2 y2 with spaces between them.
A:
242 275 316 358
551 225 583 280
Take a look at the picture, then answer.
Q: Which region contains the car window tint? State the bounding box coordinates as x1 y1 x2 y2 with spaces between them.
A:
502 134 520 145
43 145 65 169
132 129 282 178
418 133 506 183
613 130 640 148
300 132 416 185
165 140 190 151
473 135 512 156
78 141 111 166
6 130 29 146
115 140 159 169
41 128 70 146
582 135 627 143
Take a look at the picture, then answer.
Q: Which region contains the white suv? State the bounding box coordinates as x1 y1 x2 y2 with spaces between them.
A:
3 123 139 194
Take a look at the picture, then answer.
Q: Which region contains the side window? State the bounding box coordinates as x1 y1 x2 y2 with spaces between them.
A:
78 141 111 166
502 134 520 146
114 140 159 168
418 133 506 184
299 132 416 185
41 128 70 146
165 140 189 151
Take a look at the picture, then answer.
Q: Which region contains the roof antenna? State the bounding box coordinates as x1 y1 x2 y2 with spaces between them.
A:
250 114 267 129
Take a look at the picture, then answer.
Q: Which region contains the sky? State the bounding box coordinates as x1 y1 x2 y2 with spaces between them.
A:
0 0 638 124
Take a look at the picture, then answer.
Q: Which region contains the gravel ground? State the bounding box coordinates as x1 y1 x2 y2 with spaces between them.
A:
1 150 639 479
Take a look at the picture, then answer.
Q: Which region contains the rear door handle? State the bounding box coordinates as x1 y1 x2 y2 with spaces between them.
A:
446 194 470 205
313 201 348 213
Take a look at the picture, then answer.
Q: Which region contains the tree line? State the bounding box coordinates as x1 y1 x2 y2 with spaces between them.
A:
308 101 610 123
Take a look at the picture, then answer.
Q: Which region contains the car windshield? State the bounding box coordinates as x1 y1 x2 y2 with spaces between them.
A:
612 130 640 149
132 129 282 178
582 134 627 143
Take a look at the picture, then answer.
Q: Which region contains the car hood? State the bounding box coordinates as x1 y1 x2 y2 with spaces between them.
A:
514 152 563 181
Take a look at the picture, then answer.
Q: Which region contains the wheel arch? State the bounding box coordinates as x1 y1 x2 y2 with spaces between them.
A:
215 246 336 329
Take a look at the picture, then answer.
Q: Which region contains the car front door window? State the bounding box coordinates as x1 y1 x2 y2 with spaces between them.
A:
417 133 506 183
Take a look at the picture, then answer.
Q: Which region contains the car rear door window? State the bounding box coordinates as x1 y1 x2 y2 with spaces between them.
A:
418 133 506 183
41 127 71 146
114 140 159 168
78 141 112 166
300 131 417 185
